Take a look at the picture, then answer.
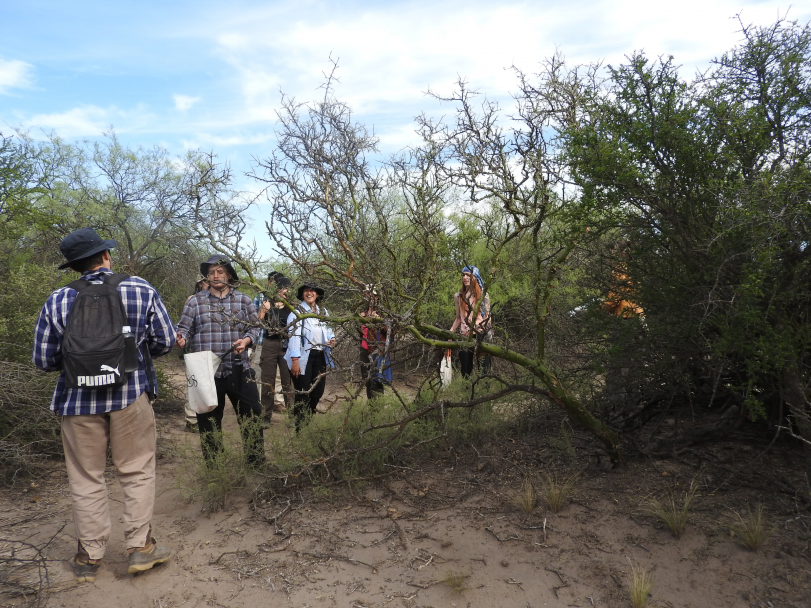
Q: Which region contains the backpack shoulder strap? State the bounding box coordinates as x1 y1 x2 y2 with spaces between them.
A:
104 273 131 288
67 279 90 292
67 272 130 292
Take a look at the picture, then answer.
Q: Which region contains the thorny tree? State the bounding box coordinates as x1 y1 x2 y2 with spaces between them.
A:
250 63 623 459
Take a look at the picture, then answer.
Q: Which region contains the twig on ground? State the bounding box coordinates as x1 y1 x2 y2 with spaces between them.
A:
485 527 504 543
298 551 378 572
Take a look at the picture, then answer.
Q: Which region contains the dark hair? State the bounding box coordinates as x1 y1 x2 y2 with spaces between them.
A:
69 251 106 273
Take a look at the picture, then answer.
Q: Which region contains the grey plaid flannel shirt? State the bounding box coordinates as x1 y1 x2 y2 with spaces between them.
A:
177 289 260 377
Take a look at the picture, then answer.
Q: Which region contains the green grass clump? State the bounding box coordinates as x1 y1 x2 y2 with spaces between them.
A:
725 505 769 550
512 478 538 513
628 561 653 608
642 479 699 539
541 472 579 512
441 571 469 594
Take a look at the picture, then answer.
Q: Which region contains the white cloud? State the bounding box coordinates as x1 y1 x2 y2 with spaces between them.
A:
182 131 275 147
0 58 34 94
202 0 809 154
173 94 201 111
377 122 422 151
591 0 795 69
22 104 155 138
215 4 558 112
7 0 804 161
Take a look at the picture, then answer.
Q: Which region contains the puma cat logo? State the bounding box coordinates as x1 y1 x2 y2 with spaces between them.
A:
100 364 120 377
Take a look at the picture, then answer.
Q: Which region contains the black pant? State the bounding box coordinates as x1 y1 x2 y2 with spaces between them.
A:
197 365 265 465
359 348 384 399
292 350 327 431
458 347 492 378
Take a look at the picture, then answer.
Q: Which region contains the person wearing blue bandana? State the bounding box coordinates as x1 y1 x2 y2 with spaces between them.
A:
449 265 492 377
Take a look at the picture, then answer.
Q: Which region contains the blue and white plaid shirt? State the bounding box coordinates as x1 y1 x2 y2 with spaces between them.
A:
32 268 176 416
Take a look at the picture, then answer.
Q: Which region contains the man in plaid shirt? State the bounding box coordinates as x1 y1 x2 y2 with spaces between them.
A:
32 228 175 583
176 254 264 466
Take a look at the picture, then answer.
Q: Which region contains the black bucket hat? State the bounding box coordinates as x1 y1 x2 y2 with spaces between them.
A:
58 228 118 270
296 282 325 301
200 254 238 282
274 274 292 289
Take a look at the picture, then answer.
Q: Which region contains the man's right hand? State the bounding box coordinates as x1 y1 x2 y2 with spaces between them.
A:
291 359 301 377
176 333 186 349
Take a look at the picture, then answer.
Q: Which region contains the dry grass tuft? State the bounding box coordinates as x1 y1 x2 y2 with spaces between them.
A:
725 504 769 550
441 571 469 594
642 479 699 539
541 472 579 513
627 561 653 608
512 478 538 513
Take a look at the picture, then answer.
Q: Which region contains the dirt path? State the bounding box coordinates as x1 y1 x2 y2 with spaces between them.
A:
2 364 810 608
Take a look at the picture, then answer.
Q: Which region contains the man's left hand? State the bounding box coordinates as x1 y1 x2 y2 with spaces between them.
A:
232 337 251 354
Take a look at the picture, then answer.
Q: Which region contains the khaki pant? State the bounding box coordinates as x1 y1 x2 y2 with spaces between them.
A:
184 401 197 425
61 392 156 560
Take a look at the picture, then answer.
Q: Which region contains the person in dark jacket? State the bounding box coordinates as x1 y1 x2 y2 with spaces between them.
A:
255 272 294 421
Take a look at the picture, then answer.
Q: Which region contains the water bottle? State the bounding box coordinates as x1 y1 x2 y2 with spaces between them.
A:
122 325 138 373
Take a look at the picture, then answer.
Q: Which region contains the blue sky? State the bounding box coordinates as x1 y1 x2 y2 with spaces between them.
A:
1 0 807 252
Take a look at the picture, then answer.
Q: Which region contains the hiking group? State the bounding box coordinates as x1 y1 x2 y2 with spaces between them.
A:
33 227 490 584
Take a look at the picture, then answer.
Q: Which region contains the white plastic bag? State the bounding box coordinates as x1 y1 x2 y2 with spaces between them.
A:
439 349 453 388
183 350 220 414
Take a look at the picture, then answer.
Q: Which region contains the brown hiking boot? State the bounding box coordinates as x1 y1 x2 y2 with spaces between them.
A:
127 535 172 574
71 541 101 583
70 557 101 583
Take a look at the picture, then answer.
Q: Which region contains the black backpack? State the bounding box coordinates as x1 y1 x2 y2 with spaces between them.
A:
62 273 139 389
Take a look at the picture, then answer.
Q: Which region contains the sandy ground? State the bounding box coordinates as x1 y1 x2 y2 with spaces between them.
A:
2 362 810 608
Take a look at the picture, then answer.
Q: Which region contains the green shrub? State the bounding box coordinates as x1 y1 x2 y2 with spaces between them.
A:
264 376 515 482
0 362 61 485
0 263 68 363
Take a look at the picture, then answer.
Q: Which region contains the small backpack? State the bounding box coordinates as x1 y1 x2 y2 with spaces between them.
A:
62 273 139 389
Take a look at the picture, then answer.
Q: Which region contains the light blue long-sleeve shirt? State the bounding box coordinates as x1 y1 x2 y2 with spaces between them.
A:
283 301 335 372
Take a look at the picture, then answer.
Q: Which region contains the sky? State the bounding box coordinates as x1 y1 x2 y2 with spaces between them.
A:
1 0 807 252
